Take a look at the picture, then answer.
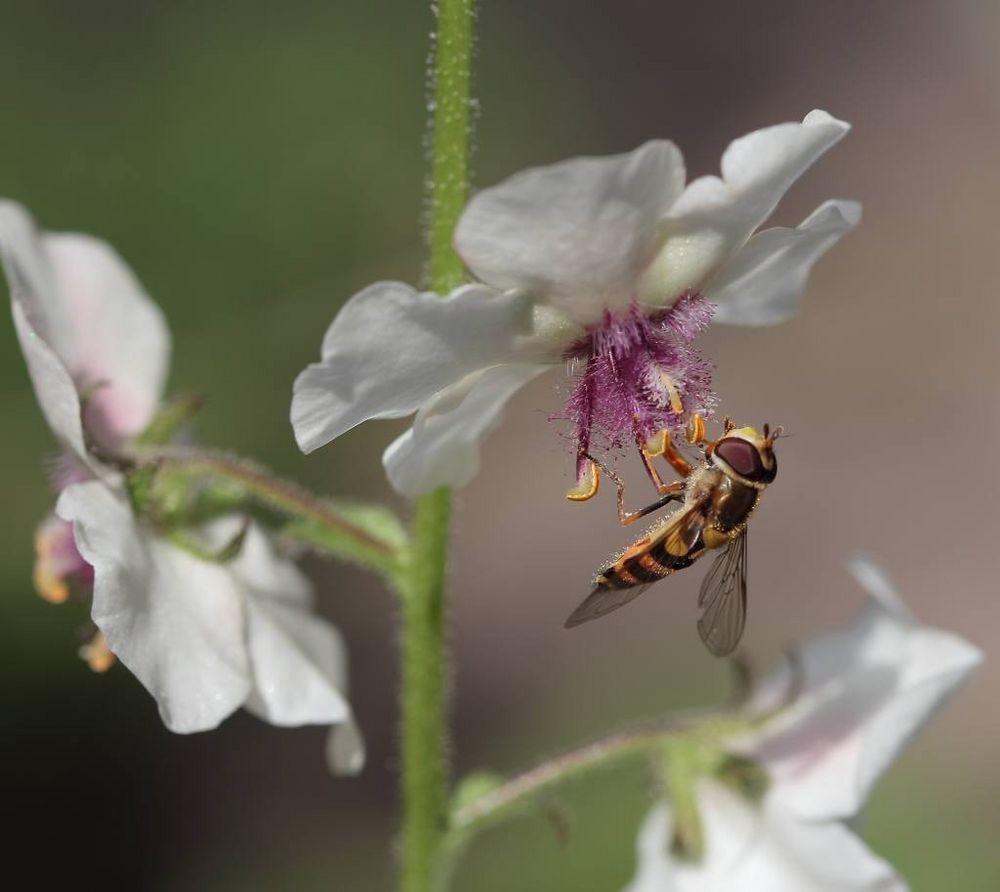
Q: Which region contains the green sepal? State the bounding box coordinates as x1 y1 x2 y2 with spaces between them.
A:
715 753 769 803
124 464 159 514
660 737 707 863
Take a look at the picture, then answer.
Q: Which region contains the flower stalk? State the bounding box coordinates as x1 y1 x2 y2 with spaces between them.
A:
400 1 476 890
134 447 407 578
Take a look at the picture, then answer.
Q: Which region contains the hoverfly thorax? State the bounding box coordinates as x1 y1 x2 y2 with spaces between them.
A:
710 426 778 487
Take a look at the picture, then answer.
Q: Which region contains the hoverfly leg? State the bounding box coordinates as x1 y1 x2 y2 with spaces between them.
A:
637 425 691 487
583 451 683 526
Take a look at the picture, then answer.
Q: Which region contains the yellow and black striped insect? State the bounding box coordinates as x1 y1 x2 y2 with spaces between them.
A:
565 418 780 656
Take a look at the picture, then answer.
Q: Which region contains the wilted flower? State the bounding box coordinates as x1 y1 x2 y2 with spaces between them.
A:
293 111 859 496
2 201 363 771
623 556 983 891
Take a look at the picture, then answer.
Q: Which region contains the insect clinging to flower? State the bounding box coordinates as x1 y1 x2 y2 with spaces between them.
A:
565 416 781 657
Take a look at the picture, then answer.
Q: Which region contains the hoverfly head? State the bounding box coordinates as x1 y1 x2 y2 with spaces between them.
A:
711 424 778 485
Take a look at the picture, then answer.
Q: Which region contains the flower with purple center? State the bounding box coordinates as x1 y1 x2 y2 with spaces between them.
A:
292 110 860 496
562 293 717 479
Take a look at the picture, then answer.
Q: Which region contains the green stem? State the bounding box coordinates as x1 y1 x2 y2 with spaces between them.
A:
137 448 406 576
400 1 476 889
426 0 476 295
400 488 452 891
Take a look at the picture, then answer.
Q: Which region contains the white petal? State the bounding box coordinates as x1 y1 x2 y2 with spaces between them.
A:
455 141 686 325
639 111 850 305
623 805 680 892
239 526 354 726
291 282 535 453
0 201 170 449
625 786 906 892
706 200 861 325
382 363 549 497
11 299 90 466
327 718 366 776
57 482 252 733
44 233 171 444
748 557 983 821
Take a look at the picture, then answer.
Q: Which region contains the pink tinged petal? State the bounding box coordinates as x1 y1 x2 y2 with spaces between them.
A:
327 718 366 776
625 786 906 892
748 555 983 822
639 111 851 306
455 141 686 326
43 234 170 445
56 482 252 734
291 282 535 454
0 201 170 451
706 200 862 326
382 363 549 497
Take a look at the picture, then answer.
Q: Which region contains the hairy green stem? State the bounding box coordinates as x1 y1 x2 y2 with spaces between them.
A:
400 0 475 892
449 710 736 837
437 660 800 879
400 1 476 889
401 489 453 891
427 0 476 295
137 448 406 576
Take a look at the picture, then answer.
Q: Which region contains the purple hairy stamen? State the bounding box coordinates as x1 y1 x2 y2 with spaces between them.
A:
562 293 716 476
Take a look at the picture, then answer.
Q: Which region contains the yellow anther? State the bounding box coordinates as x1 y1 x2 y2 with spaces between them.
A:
658 370 684 414
33 565 69 604
686 413 706 445
33 526 70 604
79 631 115 673
566 460 600 502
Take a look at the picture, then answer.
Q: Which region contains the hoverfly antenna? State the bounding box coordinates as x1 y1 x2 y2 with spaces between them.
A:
763 423 770 439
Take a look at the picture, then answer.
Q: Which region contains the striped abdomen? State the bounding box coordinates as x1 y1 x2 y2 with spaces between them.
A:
596 536 704 590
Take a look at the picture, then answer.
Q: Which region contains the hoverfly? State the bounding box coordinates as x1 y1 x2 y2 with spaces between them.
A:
564 417 780 656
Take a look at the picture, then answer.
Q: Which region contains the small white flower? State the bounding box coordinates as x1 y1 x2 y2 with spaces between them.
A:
293 111 859 496
2 201 363 771
623 556 983 891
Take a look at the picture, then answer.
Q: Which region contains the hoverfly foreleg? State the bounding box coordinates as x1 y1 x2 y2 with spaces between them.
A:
583 451 684 526
637 426 692 488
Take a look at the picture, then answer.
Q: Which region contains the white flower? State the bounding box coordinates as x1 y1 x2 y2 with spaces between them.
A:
623 556 983 891
292 111 860 496
2 200 363 771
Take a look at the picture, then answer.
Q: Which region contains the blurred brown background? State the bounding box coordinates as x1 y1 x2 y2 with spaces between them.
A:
1 0 998 888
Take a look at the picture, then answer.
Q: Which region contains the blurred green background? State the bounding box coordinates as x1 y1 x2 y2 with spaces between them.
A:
2 0 998 888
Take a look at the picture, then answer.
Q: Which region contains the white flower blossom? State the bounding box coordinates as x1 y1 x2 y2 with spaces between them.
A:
623 556 983 891
2 200 363 771
293 111 860 496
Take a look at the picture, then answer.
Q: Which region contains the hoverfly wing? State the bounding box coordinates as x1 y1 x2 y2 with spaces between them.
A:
696 530 748 657
566 500 710 629
564 582 652 628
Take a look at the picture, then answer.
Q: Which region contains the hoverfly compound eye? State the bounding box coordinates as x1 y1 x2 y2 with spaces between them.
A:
714 437 767 481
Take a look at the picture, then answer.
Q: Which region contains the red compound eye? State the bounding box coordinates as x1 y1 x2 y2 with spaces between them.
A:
715 437 766 480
